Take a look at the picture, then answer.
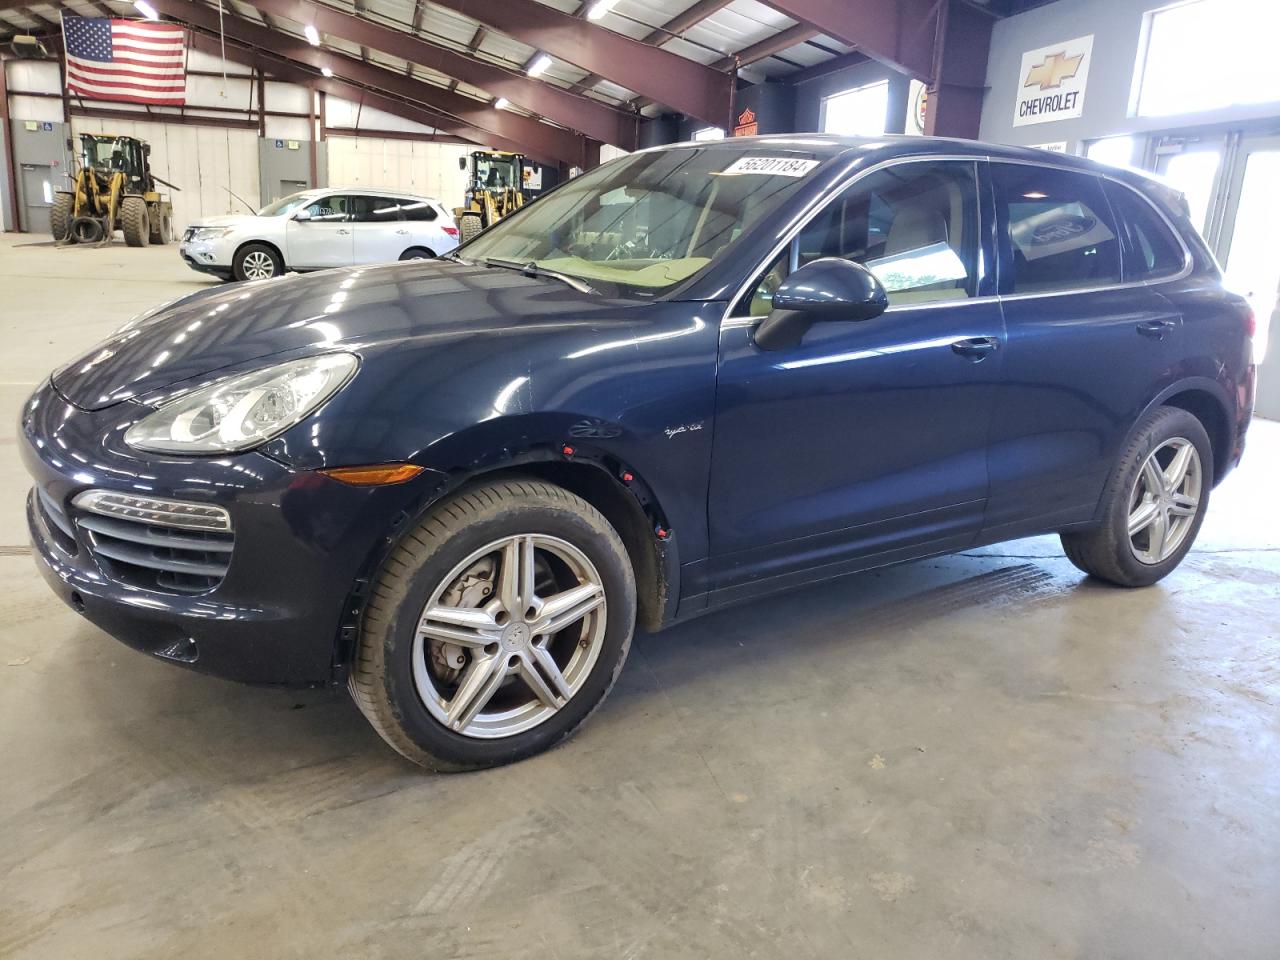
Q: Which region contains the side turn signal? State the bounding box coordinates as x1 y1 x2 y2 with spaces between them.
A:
320 463 425 486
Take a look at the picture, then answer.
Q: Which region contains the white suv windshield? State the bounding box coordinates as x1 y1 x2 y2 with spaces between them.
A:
257 192 317 217
460 146 823 294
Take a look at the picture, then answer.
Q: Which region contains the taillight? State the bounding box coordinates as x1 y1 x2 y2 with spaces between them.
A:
443 226 459 238
1244 307 1256 339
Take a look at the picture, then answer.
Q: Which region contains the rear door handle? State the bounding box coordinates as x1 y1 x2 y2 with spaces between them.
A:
1137 318 1176 339
395 229 409 236
951 336 1000 361
337 228 350 235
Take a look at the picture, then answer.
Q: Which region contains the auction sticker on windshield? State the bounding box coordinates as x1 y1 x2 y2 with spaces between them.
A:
719 156 820 177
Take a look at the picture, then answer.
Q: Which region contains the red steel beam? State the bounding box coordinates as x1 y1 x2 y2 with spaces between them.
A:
923 0 992 139
757 0 938 80
186 32 527 159
425 0 733 127
151 0 591 165
243 0 637 149
0 55 24 231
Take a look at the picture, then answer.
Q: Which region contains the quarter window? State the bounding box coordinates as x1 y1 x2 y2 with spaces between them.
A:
399 199 439 222
992 164 1121 294
1102 181 1185 281
737 160 980 316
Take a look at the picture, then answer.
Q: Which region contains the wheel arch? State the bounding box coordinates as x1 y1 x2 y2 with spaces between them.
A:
1145 378 1234 486
400 246 435 260
332 445 678 681
232 238 285 271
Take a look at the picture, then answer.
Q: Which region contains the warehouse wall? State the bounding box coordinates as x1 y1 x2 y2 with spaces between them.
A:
979 0 1280 151
0 49 467 234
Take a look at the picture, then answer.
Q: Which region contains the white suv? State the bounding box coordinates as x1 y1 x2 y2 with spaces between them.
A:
179 189 461 281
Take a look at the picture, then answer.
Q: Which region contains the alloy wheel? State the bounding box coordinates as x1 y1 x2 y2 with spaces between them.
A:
412 534 608 738
1127 437 1202 565
242 251 275 280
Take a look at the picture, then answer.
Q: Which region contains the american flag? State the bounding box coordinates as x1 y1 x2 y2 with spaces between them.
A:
62 16 187 106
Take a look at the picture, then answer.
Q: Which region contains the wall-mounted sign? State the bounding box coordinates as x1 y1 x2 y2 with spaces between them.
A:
24 120 38 131
1013 34 1093 127
274 139 284 148
41 121 53 132
287 140 300 150
733 107 758 137
522 166 543 190
1031 141 1068 152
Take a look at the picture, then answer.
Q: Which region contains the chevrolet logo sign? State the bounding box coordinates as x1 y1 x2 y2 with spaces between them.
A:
1024 51 1083 90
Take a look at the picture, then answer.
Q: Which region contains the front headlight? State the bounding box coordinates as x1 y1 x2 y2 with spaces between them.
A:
125 353 359 455
191 226 232 241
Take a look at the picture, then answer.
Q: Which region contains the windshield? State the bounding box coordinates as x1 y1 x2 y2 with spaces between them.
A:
460 146 822 295
257 192 317 217
474 154 521 191
82 137 124 172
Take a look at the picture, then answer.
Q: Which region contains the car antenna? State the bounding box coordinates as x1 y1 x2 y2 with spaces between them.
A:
223 187 257 215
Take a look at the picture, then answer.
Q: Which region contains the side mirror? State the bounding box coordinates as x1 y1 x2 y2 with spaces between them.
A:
293 208 312 222
458 156 468 171
753 257 888 351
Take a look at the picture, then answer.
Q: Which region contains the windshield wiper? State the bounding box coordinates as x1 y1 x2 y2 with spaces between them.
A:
483 257 598 296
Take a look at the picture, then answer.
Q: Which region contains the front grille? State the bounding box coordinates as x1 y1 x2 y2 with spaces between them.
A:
35 487 77 556
72 491 234 594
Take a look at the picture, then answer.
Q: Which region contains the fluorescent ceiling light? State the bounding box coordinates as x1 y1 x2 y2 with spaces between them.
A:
493 97 509 110
133 0 159 19
304 24 321 45
586 0 620 20
526 53 552 77
321 65 334 77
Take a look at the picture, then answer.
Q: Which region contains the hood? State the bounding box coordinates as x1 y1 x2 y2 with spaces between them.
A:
187 213 259 229
52 261 616 410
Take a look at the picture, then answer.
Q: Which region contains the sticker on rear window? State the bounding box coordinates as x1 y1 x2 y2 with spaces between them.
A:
719 156 820 177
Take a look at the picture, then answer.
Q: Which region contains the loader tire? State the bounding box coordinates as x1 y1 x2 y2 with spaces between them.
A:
458 214 483 244
121 197 150 247
69 217 104 244
50 193 73 242
149 207 172 244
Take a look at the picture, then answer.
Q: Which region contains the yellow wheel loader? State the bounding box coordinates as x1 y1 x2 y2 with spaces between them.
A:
453 150 527 243
52 134 177 247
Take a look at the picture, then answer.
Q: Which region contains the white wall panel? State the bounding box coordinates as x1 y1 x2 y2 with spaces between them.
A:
186 74 254 109
71 116 260 230
326 97 438 136
6 60 60 95
327 136 470 206
189 48 252 75
264 116 312 142
266 82 311 115
8 95 64 123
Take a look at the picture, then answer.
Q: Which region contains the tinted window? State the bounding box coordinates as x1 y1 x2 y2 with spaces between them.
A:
737 160 979 315
351 196 403 223
993 164 1121 294
399 199 438 222
1103 181 1185 281
303 195 352 223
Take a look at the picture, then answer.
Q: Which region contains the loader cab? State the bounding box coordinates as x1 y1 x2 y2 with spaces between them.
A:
79 134 149 188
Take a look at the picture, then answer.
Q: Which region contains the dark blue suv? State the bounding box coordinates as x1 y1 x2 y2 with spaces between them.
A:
22 136 1255 769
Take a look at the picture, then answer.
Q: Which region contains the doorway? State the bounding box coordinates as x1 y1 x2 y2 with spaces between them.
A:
19 162 54 235
1151 128 1280 418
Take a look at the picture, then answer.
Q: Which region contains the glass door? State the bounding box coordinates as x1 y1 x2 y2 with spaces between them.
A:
1154 141 1225 243
1216 135 1280 363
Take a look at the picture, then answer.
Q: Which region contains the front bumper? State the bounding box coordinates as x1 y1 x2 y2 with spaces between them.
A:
179 238 233 279
20 381 435 686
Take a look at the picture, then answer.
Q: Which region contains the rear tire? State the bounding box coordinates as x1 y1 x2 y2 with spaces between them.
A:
149 207 172 244
232 243 283 282
398 246 434 260
349 479 636 771
121 197 150 247
1061 406 1212 587
50 193 73 242
458 214 483 244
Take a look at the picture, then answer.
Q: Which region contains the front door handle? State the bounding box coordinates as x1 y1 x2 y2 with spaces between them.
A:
395 228 409 236
337 228 350 235
1137 318 1176 340
951 336 1000 361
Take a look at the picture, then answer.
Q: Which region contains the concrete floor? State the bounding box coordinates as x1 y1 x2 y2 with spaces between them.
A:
1 234 1277 959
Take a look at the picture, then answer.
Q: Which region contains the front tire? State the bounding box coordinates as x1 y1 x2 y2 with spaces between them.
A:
233 243 283 281
350 479 636 771
458 214 483 244
50 193 73 241
1061 406 1212 587
120 196 150 247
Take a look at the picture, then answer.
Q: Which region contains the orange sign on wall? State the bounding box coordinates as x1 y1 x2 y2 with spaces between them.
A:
732 107 758 137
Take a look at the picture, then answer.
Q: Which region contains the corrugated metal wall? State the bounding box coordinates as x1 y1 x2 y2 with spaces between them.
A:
326 136 470 207
69 117 260 232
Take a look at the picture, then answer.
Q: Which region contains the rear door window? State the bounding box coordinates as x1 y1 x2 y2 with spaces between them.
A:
352 196 403 223
991 164 1121 294
1102 181 1186 281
